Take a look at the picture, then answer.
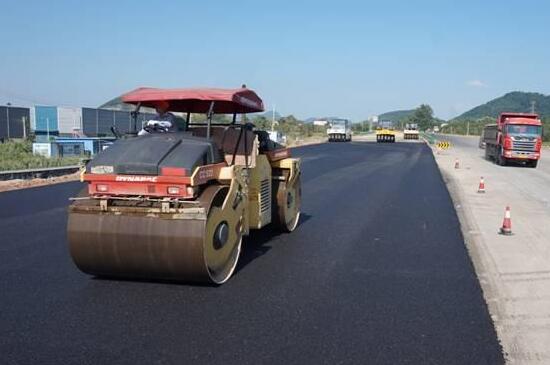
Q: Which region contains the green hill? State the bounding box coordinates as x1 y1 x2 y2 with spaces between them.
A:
100 96 156 113
453 91 550 121
378 109 414 123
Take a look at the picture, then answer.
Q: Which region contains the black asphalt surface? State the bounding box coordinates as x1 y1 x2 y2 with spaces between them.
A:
0 142 504 365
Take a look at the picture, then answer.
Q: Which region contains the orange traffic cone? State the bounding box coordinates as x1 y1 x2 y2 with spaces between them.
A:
477 177 486 193
499 206 512 235
454 158 460 169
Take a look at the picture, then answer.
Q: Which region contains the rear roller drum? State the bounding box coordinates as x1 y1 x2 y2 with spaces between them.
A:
273 173 301 232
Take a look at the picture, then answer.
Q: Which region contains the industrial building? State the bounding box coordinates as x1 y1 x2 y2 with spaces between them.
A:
1 103 155 158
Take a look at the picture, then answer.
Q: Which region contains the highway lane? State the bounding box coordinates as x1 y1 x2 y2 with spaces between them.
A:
0 142 503 365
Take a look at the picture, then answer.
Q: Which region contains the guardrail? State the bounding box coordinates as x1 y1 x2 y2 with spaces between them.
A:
0 165 81 181
420 132 437 145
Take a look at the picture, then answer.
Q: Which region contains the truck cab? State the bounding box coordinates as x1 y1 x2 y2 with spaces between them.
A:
483 113 543 167
327 118 352 142
404 123 419 140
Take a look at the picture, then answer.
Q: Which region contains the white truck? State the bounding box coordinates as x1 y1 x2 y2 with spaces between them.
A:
268 130 287 145
403 123 419 140
327 119 352 142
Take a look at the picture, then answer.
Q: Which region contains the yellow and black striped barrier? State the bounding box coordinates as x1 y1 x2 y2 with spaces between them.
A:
436 141 451 149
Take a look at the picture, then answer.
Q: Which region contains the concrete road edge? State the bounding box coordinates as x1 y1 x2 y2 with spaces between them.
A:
426 142 508 361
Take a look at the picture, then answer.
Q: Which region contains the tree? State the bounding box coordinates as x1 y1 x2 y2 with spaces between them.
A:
408 104 435 131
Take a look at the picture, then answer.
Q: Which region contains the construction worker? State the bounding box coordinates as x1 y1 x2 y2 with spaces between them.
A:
138 100 177 135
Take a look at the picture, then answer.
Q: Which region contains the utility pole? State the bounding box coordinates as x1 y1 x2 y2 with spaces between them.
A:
271 104 276 131
22 116 27 139
530 100 536 114
6 102 11 139
466 121 470 136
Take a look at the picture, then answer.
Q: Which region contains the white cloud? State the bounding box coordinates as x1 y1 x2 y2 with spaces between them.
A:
466 80 488 88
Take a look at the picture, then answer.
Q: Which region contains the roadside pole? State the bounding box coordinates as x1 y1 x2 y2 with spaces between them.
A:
22 116 27 139
271 104 276 131
6 102 11 139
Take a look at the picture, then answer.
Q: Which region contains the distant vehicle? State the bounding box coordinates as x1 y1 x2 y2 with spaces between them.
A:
483 113 543 168
327 119 352 142
433 126 440 133
478 129 486 149
268 130 287 145
403 123 419 140
376 120 396 142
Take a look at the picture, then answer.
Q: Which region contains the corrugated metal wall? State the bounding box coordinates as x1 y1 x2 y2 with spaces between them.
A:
114 111 131 134
57 107 82 135
82 108 98 136
0 106 30 139
80 109 157 136
34 106 58 132
97 109 114 136
7 107 30 138
0 107 7 138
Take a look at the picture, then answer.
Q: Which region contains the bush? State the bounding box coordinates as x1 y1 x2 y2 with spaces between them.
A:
0 141 81 171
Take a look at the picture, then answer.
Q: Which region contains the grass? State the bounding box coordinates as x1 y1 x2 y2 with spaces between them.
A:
0 141 81 171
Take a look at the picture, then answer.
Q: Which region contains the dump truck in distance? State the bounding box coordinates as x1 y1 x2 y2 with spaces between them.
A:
483 112 543 168
327 119 352 142
403 123 419 140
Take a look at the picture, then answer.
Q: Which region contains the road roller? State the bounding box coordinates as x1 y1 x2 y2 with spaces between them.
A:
376 120 396 143
67 87 301 284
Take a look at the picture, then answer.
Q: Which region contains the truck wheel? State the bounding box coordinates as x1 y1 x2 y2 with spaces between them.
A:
497 148 507 166
484 147 490 161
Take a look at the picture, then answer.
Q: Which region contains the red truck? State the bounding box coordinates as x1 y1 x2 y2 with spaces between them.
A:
483 113 543 168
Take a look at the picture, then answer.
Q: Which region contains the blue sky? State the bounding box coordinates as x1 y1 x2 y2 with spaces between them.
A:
1 0 549 120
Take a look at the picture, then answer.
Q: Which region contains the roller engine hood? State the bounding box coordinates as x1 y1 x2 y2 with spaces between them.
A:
88 133 221 176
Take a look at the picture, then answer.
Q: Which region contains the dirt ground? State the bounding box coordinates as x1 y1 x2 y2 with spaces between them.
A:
0 172 81 193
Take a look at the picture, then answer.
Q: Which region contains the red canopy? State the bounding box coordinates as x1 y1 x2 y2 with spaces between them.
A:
121 87 265 114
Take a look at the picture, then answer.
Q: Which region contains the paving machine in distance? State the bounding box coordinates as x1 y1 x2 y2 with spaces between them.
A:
327 118 352 142
67 87 301 284
376 120 396 142
403 123 419 140
483 112 543 168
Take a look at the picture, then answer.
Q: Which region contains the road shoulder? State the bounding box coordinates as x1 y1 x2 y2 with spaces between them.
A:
429 137 550 365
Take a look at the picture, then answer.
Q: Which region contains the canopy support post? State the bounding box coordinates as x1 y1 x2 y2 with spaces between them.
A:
130 102 141 134
206 101 215 139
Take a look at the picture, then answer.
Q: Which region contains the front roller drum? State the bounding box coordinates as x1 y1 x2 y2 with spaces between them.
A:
67 187 243 284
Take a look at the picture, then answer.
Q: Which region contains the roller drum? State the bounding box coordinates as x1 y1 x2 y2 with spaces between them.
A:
67 187 242 284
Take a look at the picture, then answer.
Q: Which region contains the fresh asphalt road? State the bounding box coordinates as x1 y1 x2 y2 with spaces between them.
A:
0 142 503 365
